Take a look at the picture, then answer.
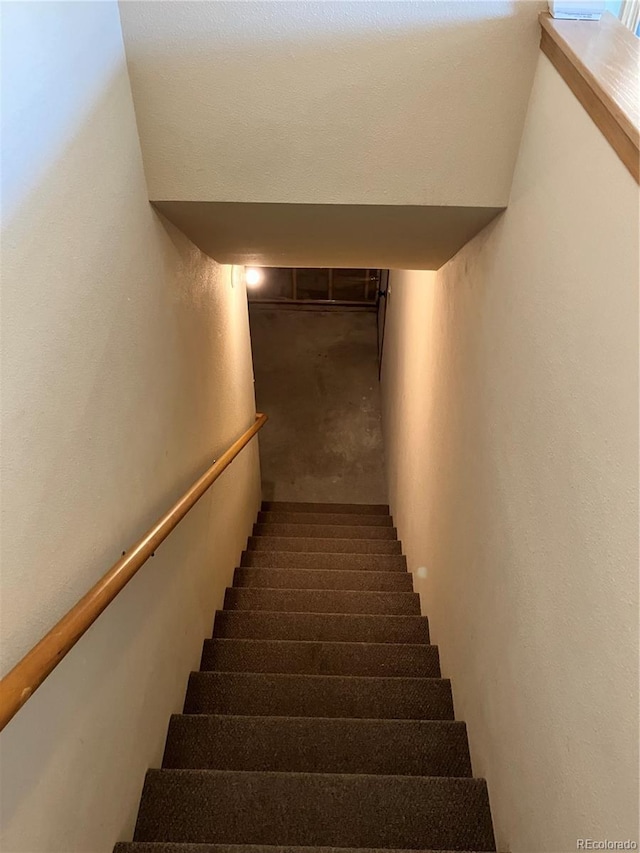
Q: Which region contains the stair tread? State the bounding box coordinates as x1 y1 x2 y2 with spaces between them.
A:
212 611 430 644
233 568 413 592
247 538 402 555
262 502 390 514
253 524 398 540
258 511 394 526
133 770 495 850
241 552 406 571
199 638 440 677
224 588 420 616
163 714 472 776
184 671 454 719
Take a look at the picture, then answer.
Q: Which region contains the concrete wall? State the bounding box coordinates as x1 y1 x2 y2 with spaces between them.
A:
119 0 543 208
249 305 386 504
380 54 639 853
0 4 261 851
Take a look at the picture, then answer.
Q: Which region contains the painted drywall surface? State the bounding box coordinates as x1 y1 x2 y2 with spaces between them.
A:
0 3 261 851
381 55 639 852
119 0 543 208
249 306 386 503
154 200 503 269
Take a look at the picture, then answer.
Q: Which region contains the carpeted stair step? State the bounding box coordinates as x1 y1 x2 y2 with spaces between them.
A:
233 567 413 592
258 511 394 526
116 846 484 853
252 524 398 540
116 491 496 853
262 501 390 515
199 639 440 678
212 611 430 643
132 770 495 850
184 672 453 719
223 588 420 615
241 551 406 571
247 537 402 555
163 715 472 776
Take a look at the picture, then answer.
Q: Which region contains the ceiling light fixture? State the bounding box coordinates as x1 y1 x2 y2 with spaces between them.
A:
245 267 263 287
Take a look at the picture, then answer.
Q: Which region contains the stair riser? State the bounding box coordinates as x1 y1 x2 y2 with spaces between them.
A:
133 771 495 850
200 639 440 678
258 512 393 527
163 716 472 776
212 611 430 644
262 502 390 515
241 552 407 571
184 673 454 720
224 588 421 616
233 568 413 592
253 524 398 540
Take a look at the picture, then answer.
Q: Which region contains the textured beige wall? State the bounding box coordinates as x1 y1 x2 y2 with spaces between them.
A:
381 54 639 852
119 0 543 207
0 3 261 851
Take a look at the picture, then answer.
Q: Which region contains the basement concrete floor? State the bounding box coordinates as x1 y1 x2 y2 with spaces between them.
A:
249 305 387 504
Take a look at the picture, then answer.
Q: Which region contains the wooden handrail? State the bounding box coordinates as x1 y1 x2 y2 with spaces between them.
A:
0 412 268 733
539 12 640 182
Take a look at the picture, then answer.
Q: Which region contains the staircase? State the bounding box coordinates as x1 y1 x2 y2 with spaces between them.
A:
115 501 496 853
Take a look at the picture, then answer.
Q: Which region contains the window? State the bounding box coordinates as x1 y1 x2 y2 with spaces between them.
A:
247 269 382 305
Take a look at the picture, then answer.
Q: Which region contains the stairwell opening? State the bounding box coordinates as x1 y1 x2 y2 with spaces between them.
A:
245 267 388 505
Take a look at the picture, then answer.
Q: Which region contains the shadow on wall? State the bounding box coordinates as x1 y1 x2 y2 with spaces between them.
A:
1 2 122 227
249 306 387 504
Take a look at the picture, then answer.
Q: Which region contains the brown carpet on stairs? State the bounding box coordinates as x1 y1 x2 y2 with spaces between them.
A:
115 501 496 853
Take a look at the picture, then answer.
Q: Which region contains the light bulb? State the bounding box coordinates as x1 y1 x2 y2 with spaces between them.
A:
245 267 263 287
